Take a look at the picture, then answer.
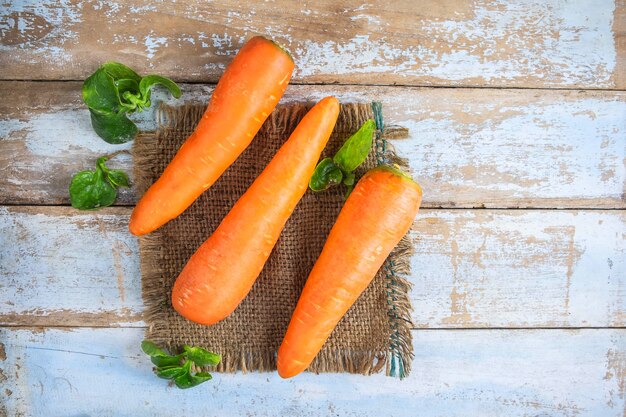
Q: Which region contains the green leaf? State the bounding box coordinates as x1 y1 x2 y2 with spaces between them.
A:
172 361 196 389
107 169 130 188
70 156 131 210
173 363 212 389
115 78 141 109
141 340 185 367
309 158 344 192
333 119 376 173
183 345 221 367
141 340 168 357
83 62 181 144
69 164 117 210
150 353 185 368
173 373 194 389
139 75 182 100
190 372 213 385
156 365 187 380
101 62 141 83
89 110 138 144
142 342 217 389
82 68 122 114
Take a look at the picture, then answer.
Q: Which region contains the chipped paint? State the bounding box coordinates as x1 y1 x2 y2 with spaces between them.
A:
605 347 626 400
1 109 133 157
143 31 168 60
0 207 623 329
390 96 626 208
410 210 624 328
0 1 620 87
0 207 143 325
291 0 618 86
112 244 126 303
0 0 80 62
1 83 625 207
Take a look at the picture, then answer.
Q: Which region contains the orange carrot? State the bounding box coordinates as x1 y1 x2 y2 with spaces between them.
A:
277 165 422 378
171 97 341 325
129 36 295 236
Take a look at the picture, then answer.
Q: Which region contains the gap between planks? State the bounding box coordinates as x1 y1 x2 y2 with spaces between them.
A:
0 324 624 331
3 203 626 211
2 79 626 93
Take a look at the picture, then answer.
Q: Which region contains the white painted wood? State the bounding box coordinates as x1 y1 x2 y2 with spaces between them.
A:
1 207 624 328
0 327 623 416
0 207 142 326
0 1 623 88
1 83 624 208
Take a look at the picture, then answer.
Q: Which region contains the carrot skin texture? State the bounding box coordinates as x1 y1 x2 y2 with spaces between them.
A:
129 36 295 236
171 97 341 326
277 166 423 378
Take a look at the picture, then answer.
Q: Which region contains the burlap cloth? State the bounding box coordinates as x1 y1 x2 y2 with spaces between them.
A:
133 102 414 377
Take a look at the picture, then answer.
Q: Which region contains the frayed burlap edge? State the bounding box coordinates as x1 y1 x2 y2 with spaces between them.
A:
133 102 415 378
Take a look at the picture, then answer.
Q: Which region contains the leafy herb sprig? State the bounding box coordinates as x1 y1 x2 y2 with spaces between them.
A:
82 62 181 144
309 119 376 196
141 340 221 389
69 153 130 210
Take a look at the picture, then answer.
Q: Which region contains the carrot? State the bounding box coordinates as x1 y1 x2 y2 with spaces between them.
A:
129 36 295 236
171 97 341 325
277 165 422 378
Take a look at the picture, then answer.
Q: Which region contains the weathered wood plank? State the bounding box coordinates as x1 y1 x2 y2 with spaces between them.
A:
0 327 624 417
0 1 623 89
0 207 143 327
1 82 624 208
1 206 623 328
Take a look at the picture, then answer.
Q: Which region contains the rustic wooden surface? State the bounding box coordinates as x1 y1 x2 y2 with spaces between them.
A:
0 1 625 416
1 83 625 208
0 0 624 88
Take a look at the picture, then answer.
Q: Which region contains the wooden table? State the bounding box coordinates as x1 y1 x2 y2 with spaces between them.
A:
1 1 624 416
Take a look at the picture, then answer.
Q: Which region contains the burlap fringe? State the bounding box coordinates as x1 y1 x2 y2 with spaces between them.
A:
134 102 416 378
373 113 415 379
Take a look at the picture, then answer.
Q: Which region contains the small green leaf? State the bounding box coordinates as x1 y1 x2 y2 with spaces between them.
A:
333 119 376 173
82 69 122 114
141 340 168 357
189 371 213 385
309 158 344 192
141 340 185 367
173 362 212 389
139 75 182 100
150 353 185 368
115 78 141 109
183 345 221 367
70 156 130 210
101 62 142 83
83 62 180 144
89 110 138 144
172 362 195 389
141 341 217 389
69 165 117 210
107 169 130 188
156 365 187 380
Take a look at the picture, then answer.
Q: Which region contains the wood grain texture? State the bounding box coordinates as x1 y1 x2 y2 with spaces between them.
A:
1 327 624 417
0 207 142 327
1 206 623 329
1 82 624 208
0 1 623 88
